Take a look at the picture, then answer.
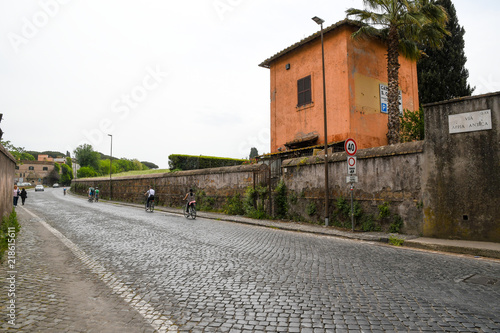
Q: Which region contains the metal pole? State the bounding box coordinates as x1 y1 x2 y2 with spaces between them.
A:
108 134 113 200
320 22 329 227
350 183 354 232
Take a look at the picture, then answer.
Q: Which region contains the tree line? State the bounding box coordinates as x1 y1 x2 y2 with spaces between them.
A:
74 144 158 178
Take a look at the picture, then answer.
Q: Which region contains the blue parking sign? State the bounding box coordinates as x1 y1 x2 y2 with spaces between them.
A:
381 103 387 113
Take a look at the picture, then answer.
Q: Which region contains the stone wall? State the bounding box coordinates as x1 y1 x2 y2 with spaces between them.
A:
0 143 16 218
281 141 424 233
422 92 500 242
72 164 269 208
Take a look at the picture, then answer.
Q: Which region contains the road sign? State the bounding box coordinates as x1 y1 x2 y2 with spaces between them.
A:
347 156 356 175
346 175 358 183
345 138 357 156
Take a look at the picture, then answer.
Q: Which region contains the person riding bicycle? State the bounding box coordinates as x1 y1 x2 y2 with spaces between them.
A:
95 187 100 202
63 187 67 195
88 186 95 200
144 186 155 208
183 188 196 213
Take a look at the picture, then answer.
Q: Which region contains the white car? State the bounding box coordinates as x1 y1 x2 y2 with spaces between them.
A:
35 185 44 192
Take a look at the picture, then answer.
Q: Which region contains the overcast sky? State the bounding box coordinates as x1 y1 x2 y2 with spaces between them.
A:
1 0 499 168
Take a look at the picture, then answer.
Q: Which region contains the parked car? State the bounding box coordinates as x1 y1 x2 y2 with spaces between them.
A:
53 183 60 188
35 185 44 192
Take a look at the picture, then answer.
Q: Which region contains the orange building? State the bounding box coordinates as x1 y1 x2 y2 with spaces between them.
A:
259 19 419 153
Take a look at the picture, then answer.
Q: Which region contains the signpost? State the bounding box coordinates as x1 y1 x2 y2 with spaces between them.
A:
345 138 357 231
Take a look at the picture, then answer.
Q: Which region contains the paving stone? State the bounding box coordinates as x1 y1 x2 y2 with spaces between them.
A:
1 191 499 332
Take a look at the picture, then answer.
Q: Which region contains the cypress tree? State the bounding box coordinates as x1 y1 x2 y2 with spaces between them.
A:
417 0 474 104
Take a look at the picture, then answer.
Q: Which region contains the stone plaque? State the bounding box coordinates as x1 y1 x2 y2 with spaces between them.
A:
449 110 492 134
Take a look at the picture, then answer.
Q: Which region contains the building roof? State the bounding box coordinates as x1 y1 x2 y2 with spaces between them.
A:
258 19 362 69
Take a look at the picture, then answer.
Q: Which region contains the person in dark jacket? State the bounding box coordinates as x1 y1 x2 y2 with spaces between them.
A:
20 188 28 205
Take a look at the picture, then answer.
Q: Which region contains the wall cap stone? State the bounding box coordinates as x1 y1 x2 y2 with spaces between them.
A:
283 141 424 167
0 143 16 164
422 91 500 108
73 163 267 183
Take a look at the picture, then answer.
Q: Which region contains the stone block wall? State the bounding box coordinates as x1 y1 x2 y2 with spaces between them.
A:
72 164 269 209
281 141 424 233
423 92 500 242
0 143 16 218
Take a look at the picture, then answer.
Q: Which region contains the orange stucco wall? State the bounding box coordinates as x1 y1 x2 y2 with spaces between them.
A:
268 24 419 152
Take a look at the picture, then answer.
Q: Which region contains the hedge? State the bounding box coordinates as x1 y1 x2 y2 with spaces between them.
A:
168 154 247 171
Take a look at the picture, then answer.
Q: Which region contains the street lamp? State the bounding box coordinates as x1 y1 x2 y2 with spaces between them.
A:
312 16 330 227
108 134 113 200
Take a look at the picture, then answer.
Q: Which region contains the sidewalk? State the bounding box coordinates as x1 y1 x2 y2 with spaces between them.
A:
107 198 500 260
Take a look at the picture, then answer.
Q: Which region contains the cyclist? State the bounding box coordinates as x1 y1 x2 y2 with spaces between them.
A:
144 186 155 209
63 187 67 195
95 187 100 202
183 188 196 213
88 186 95 200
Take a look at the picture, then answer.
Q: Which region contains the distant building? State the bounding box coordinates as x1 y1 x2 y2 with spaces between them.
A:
259 19 419 155
38 154 54 162
15 161 55 185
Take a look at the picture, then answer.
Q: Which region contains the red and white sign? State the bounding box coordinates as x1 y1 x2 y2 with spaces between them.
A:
345 138 357 156
347 156 356 175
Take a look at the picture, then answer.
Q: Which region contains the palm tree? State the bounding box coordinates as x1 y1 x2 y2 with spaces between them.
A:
346 0 449 144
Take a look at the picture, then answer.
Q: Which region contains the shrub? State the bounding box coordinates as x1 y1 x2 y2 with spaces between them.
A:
168 154 247 171
306 202 316 216
0 210 20 262
223 194 245 215
243 186 268 219
274 181 288 219
378 202 391 220
389 235 404 246
389 214 404 233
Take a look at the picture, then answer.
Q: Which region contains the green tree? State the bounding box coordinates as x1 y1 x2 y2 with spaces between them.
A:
417 0 474 104
47 168 60 185
400 108 424 142
99 159 117 175
77 166 99 178
65 156 73 168
1 140 35 161
249 147 259 159
74 144 100 171
54 162 61 173
60 163 74 186
347 0 449 144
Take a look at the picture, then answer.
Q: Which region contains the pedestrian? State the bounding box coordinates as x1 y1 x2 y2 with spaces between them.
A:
20 187 28 205
13 185 20 207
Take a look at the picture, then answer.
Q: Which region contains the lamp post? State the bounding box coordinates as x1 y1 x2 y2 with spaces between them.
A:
312 16 330 227
108 134 113 200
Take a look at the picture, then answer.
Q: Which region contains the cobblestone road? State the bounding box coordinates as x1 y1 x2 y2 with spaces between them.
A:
1 188 500 332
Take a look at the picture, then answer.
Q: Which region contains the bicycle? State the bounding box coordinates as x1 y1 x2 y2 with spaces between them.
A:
88 195 94 203
184 201 196 219
145 199 155 212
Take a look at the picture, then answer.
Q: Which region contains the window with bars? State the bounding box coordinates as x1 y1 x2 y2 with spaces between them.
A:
29 166 34 170
297 75 312 107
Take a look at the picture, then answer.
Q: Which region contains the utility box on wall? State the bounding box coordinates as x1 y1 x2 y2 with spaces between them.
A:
422 92 500 242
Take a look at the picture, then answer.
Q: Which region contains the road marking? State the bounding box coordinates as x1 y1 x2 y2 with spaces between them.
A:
22 207 178 333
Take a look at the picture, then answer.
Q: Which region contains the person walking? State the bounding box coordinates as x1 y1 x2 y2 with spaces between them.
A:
13 185 20 207
20 188 28 205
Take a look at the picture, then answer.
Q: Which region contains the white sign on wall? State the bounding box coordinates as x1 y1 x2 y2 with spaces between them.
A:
449 110 492 134
379 84 403 115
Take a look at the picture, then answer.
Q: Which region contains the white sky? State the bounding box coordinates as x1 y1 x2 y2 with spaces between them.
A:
1 0 499 168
